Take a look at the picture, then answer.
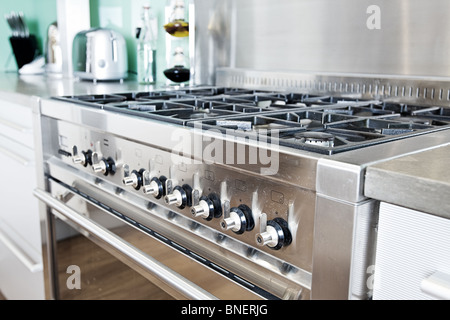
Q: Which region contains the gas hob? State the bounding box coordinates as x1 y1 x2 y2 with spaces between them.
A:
55 87 450 155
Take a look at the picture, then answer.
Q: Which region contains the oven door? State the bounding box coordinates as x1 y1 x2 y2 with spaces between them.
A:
34 178 267 300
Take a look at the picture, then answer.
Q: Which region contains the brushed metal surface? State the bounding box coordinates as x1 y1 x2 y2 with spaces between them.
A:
312 196 378 300
193 0 234 85
193 0 450 84
365 145 450 218
42 118 316 274
216 68 450 107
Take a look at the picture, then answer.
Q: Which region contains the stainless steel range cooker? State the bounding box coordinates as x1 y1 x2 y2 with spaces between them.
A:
33 80 450 300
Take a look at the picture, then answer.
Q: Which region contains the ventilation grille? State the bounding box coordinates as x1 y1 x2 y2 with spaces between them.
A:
216 68 450 107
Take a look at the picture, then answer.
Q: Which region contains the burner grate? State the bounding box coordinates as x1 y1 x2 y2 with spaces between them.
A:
53 87 450 154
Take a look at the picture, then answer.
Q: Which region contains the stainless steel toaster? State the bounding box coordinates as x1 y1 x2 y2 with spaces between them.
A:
72 28 128 81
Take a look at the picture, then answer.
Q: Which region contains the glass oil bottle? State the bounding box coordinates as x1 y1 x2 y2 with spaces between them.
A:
136 3 158 84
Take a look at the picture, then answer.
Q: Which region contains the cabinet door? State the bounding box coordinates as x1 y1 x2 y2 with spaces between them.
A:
0 132 44 300
0 135 41 258
0 99 33 148
0 236 44 300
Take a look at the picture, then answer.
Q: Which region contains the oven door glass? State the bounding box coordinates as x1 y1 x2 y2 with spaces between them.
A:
52 217 174 300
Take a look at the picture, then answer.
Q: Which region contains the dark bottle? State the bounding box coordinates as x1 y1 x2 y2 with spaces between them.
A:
164 46 190 83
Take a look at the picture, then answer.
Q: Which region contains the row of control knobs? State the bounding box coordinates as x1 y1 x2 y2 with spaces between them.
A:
72 149 116 176
136 170 291 251
71 148 291 250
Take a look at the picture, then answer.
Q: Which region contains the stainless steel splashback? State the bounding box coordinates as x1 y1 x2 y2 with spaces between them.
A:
194 0 450 85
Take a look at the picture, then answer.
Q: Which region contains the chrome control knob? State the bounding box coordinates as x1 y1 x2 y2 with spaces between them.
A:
221 212 242 232
72 150 92 167
165 189 183 206
220 204 254 235
164 185 192 209
191 193 222 221
255 218 292 250
92 161 106 173
256 226 279 247
122 169 144 190
123 174 138 186
143 176 167 199
72 154 85 165
92 157 116 176
191 199 211 219
143 180 159 195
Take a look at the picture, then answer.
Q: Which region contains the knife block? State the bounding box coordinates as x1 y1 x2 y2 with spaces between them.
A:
9 35 39 69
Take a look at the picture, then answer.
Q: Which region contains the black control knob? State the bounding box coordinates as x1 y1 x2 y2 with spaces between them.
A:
143 176 167 199
164 184 192 209
122 169 145 190
255 218 292 250
220 204 254 235
191 193 222 221
92 157 116 176
82 150 93 167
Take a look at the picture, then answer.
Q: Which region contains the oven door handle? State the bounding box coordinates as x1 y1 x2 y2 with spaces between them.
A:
33 188 218 300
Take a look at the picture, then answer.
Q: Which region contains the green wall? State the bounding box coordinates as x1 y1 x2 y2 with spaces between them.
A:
90 0 168 83
1 0 168 83
0 0 57 71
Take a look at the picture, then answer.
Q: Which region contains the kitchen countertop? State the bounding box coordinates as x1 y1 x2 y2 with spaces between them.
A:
365 144 450 219
0 71 164 100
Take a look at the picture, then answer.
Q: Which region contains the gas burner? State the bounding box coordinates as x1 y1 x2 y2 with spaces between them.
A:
293 131 335 147
328 118 434 135
277 128 375 154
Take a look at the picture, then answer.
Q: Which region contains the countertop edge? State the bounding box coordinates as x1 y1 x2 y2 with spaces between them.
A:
365 153 450 220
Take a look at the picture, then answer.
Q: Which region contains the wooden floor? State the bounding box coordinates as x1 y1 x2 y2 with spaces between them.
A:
56 231 174 300
53 222 260 300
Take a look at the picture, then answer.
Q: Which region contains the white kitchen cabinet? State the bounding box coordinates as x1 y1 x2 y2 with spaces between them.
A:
0 93 44 300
